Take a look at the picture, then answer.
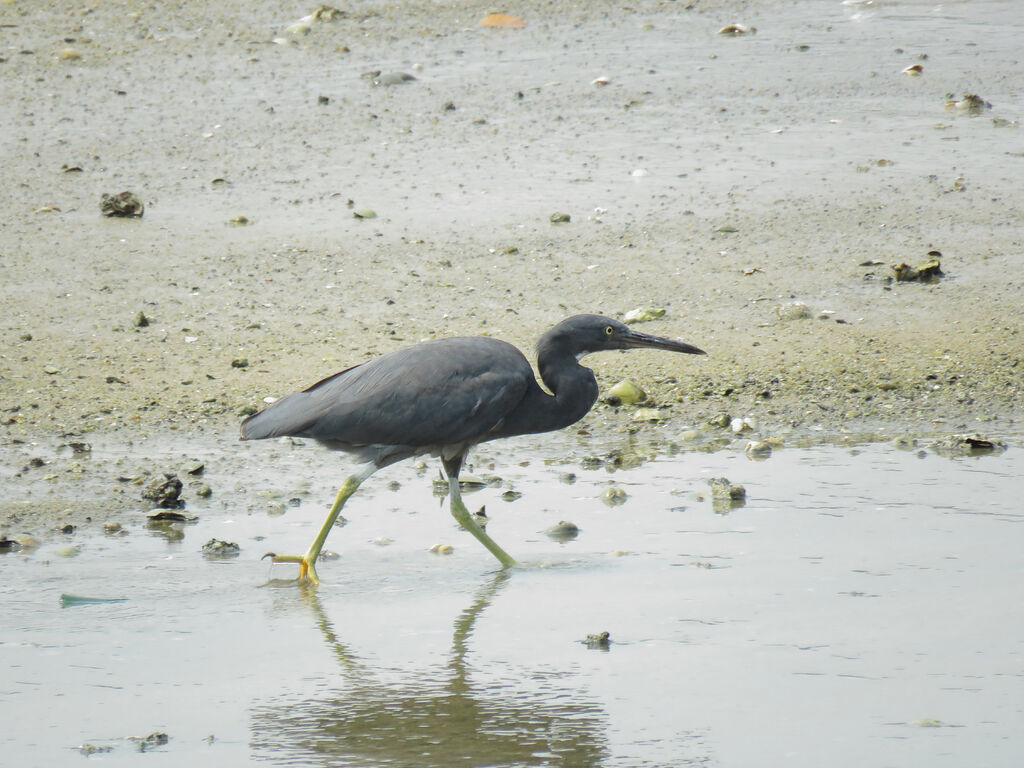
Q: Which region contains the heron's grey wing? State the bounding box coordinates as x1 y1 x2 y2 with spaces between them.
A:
241 338 533 450
239 362 362 440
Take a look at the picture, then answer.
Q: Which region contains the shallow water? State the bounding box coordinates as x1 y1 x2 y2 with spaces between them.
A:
2 431 1022 767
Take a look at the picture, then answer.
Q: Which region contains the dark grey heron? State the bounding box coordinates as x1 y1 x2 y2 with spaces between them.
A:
240 314 705 583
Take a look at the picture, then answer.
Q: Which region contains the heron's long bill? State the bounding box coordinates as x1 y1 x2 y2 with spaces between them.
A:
618 328 706 356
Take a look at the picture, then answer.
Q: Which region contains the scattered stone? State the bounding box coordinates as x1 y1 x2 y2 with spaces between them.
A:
709 477 746 500
130 732 169 751
606 379 646 405
893 254 943 282
632 407 665 422
500 490 522 501
42 365 60 375
601 487 628 506
372 72 416 87
133 310 150 328
776 302 812 321
584 631 611 649
549 212 571 223
285 20 312 35
100 191 144 218
182 459 205 475
311 5 346 21
78 744 113 756
146 509 197 523
708 478 746 513
195 483 212 498
231 358 249 368
623 307 665 324
59 441 92 455
745 440 773 458
731 416 757 433
946 93 991 114
546 520 579 542
930 433 1007 456
142 473 184 509
201 538 240 557
706 412 732 429
718 24 756 36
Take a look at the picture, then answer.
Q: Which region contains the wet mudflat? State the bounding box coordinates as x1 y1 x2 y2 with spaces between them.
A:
2 433 1022 766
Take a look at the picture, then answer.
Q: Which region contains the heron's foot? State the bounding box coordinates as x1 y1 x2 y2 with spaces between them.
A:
262 552 320 585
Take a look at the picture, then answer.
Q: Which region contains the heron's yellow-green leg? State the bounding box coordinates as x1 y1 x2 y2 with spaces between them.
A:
447 475 517 568
266 465 374 584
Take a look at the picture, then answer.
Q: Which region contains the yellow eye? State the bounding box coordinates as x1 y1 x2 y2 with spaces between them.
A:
604 326 614 336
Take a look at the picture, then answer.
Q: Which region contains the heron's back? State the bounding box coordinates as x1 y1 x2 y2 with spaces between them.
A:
240 336 534 463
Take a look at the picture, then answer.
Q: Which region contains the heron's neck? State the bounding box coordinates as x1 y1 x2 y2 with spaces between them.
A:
506 351 598 436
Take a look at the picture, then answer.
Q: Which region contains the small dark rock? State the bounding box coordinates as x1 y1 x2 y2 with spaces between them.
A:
100 191 144 218
930 433 1007 456
145 509 197 523
202 538 240 557
585 631 611 650
893 256 943 283
142 473 184 508
546 520 580 542
130 732 169 752
708 477 747 514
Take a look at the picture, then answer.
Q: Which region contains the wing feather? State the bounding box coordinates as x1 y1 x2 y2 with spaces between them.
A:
241 337 532 452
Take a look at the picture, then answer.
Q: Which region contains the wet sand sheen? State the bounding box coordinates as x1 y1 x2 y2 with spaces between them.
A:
2 436 1022 766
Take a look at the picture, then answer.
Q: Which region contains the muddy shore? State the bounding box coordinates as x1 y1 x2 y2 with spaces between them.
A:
2 0 1021 534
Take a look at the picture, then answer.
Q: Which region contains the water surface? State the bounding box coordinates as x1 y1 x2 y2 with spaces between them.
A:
2 432 1022 766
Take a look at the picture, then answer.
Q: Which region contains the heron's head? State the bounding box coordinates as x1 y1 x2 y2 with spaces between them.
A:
542 314 706 359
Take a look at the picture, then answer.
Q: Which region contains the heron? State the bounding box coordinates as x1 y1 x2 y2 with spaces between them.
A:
240 314 705 583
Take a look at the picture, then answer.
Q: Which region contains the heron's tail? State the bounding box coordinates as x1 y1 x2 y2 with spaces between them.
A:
239 393 314 441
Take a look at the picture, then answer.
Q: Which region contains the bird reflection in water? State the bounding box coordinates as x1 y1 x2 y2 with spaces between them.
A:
249 572 609 766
